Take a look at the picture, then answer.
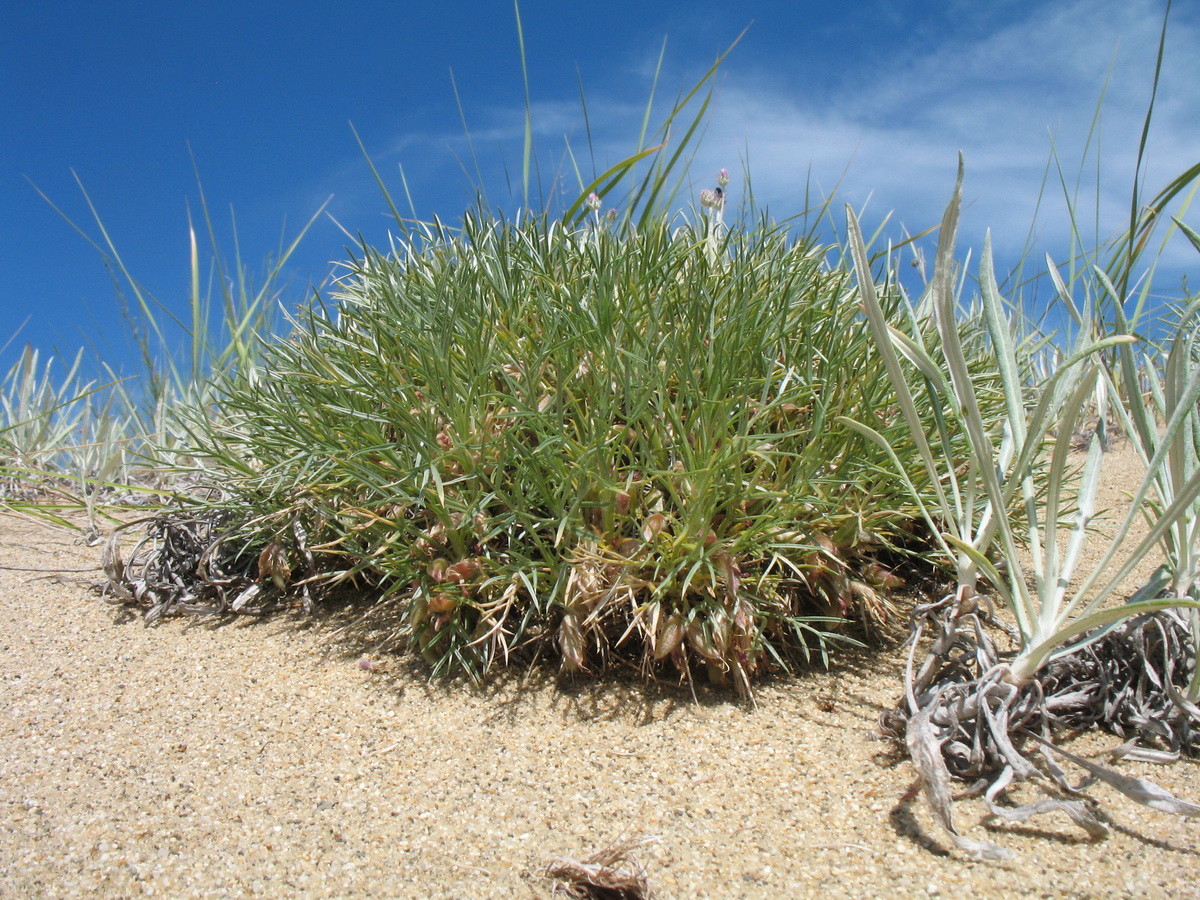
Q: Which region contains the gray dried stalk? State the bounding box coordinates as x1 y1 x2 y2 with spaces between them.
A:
882 595 1200 859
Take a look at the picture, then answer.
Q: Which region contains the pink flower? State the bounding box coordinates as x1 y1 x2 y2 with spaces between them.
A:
716 168 730 187
586 192 602 212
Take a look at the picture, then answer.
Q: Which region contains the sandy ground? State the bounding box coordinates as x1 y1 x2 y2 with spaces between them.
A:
2 443 1199 899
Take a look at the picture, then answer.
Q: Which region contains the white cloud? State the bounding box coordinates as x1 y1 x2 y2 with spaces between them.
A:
321 0 1198 302
691 0 1199 289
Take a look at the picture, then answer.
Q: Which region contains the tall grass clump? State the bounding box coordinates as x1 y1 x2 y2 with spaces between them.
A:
102 194 1015 694
0 167 327 537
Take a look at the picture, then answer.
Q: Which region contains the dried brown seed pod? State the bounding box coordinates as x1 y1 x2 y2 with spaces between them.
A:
559 612 585 672
257 541 291 590
686 618 722 663
614 490 631 516
641 513 667 542
654 611 686 661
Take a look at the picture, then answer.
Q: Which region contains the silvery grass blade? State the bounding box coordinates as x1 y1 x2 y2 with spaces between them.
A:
1106 292 1200 700
844 161 1132 617
851 154 1200 854
1 346 88 463
941 354 1200 687
1108 292 1200 596
843 180 970 589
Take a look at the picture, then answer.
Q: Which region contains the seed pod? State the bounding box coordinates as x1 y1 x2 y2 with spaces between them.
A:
446 558 483 583
686 618 722 663
711 611 732 658
849 580 889 624
257 541 291 591
641 512 667 542
654 611 687 660
614 490 631 516
428 591 458 614
705 659 728 685
863 562 905 589
429 558 450 582
732 599 754 655
559 612 585 672
409 595 430 627
813 534 845 569
715 549 741 598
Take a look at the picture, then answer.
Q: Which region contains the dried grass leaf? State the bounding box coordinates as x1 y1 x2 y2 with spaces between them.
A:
1032 735 1200 817
984 766 1109 839
906 701 1012 860
101 532 132 600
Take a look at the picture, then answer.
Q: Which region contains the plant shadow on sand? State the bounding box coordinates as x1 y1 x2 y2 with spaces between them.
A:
223 570 922 726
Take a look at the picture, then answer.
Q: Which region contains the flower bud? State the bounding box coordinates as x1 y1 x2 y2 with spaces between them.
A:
427 591 458 614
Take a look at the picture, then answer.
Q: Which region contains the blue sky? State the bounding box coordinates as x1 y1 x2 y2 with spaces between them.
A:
3 0 1198 376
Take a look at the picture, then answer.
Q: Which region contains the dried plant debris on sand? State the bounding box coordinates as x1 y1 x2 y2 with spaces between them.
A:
546 836 657 900
881 592 1200 860
102 509 316 622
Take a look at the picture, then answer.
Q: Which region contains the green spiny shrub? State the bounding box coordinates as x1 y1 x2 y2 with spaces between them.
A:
112 208 1008 694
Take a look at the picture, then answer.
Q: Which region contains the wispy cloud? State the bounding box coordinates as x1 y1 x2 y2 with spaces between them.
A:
698 0 1200 279
318 0 1197 300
